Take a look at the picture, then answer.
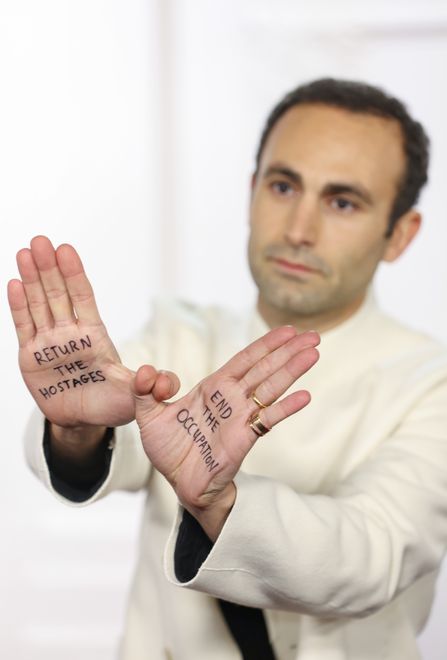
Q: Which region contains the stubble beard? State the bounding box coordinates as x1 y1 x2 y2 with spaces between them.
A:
252 267 342 318
248 243 343 319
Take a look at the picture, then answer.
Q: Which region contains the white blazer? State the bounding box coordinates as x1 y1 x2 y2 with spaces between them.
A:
25 294 447 659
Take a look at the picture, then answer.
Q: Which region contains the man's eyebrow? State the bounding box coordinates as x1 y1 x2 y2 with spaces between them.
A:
323 183 374 206
263 165 302 185
262 164 374 205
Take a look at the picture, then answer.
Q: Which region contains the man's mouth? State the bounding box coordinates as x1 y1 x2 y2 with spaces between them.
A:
270 257 320 275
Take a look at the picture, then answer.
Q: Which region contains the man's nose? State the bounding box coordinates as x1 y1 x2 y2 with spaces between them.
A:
283 197 320 247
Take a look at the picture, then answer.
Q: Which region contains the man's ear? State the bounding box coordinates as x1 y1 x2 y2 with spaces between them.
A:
382 209 422 263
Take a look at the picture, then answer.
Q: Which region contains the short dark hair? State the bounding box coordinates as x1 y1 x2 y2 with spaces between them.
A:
255 78 430 236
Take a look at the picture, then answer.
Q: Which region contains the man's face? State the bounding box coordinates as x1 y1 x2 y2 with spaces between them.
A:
248 103 407 326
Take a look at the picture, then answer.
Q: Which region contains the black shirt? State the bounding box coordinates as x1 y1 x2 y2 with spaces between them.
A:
44 423 277 659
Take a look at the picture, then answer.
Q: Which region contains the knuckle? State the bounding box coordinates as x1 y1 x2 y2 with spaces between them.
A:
70 291 94 304
28 298 46 310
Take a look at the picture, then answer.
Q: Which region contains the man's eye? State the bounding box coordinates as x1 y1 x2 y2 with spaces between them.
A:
271 181 294 196
330 197 356 212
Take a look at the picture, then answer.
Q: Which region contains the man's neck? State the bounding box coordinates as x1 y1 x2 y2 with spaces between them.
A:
257 294 367 333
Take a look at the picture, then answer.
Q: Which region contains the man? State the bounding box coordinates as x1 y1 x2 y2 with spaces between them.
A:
8 78 447 659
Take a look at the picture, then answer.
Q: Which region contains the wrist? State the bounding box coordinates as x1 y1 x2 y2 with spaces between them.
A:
186 482 236 542
50 422 107 445
49 422 109 464
44 420 114 494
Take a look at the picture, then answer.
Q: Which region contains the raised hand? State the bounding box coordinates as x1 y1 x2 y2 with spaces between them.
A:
7 236 136 428
133 326 320 537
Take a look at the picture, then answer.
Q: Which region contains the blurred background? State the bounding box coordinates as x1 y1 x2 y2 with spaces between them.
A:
1 1 446 658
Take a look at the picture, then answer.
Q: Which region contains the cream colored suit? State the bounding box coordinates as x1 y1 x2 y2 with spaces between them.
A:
25 295 447 659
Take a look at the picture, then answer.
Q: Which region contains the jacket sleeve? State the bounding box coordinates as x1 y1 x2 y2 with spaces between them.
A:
23 408 151 506
164 376 447 618
22 323 158 505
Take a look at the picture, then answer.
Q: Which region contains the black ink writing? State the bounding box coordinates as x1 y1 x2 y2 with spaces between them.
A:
53 360 88 376
39 370 105 400
202 404 220 432
210 390 232 418
35 335 107 400
176 408 220 472
33 335 92 365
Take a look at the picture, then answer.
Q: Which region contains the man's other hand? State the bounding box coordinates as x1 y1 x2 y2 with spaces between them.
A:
8 236 136 430
133 326 320 539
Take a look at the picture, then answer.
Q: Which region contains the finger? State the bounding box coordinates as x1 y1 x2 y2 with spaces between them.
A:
221 325 298 379
7 279 36 346
250 389 312 438
152 370 181 401
134 364 158 396
252 346 319 411
56 243 103 325
241 331 320 400
16 247 54 331
30 236 76 325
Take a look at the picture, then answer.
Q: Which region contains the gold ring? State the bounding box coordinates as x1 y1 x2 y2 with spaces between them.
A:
249 413 271 437
251 392 267 409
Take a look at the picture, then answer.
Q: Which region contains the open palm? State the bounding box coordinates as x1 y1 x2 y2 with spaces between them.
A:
133 326 320 511
8 236 135 428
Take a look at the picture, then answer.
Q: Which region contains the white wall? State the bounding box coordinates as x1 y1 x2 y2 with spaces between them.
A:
1 1 446 658
0 2 162 657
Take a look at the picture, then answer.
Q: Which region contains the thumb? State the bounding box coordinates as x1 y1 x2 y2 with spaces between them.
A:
133 364 158 396
133 364 163 428
152 370 181 401
133 365 181 428
133 365 181 400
